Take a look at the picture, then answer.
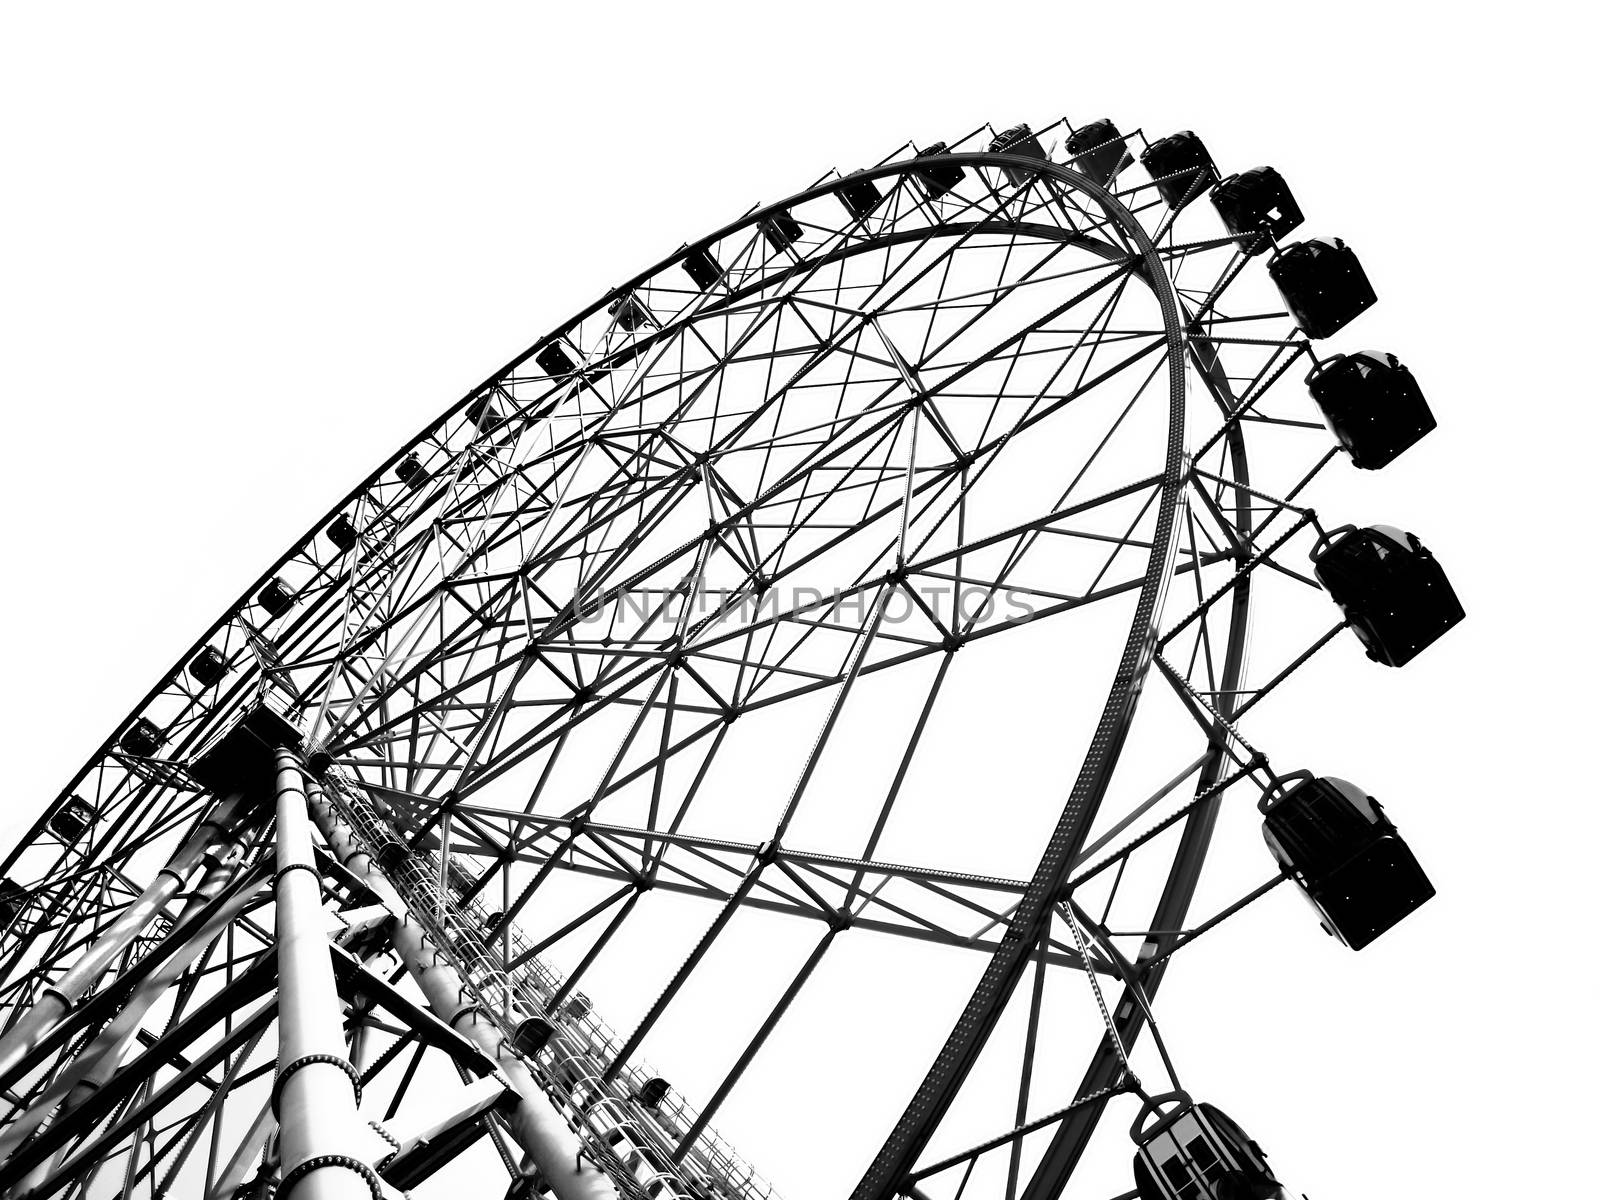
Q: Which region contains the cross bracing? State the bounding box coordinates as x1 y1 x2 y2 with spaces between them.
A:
1 119 1397 1200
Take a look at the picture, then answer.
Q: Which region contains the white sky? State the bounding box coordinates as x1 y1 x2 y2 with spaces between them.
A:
0 3 1593 1197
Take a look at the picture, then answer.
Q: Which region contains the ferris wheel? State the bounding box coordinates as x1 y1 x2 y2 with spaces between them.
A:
0 116 1463 1200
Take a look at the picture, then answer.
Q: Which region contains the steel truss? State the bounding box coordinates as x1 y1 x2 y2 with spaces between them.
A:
2 117 1411 1200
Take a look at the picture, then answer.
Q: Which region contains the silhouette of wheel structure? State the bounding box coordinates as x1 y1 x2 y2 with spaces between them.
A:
0 117 1461 1200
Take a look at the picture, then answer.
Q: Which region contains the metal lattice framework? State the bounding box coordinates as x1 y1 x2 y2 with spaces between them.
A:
0 117 1440 1200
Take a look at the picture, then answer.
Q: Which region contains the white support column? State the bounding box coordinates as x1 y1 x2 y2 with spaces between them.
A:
0 791 252 1083
304 780 618 1200
273 749 371 1200
0 841 260 1169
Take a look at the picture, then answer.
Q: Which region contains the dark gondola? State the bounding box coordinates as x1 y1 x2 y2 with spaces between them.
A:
327 512 359 551
910 142 964 200
608 295 652 331
1269 236 1376 338
49 796 95 843
395 451 429 490
1141 130 1219 209
256 575 295 618
838 174 883 219
188 644 228 686
1212 165 1303 256
1132 1091 1287 1200
1065 118 1132 186
535 342 577 378
1313 524 1463 666
682 247 722 290
760 210 803 252
1307 351 1435 469
1262 774 1435 949
989 123 1046 185
119 717 165 757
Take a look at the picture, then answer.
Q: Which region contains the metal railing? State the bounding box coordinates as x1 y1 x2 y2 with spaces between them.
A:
321 770 781 1200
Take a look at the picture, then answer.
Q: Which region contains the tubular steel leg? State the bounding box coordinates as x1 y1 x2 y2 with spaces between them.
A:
272 749 371 1200
303 779 618 1200
0 792 252 1084
0 963 278 1197
0 843 261 1174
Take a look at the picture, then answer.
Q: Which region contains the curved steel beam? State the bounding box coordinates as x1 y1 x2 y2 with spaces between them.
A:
1020 312 1258 1199
848 152 1189 1200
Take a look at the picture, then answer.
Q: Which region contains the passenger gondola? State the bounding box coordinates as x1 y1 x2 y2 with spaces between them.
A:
1131 1091 1288 1200
1212 166 1303 256
1306 351 1435 469
1313 524 1463 666
1141 130 1219 209
1261 773 1435 950
1065 118 1131 185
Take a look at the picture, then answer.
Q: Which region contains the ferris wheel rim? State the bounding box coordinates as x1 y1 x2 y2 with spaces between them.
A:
846 152 1194 1200
0 112 1465 1200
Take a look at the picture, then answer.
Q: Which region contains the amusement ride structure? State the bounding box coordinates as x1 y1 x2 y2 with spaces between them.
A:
0 117 1462 1200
